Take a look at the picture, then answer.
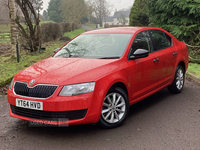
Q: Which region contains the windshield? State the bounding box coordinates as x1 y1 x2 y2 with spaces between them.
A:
53 34 132 59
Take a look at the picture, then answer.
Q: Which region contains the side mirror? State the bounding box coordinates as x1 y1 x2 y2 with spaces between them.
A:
130 49 149 59
54 48 60 53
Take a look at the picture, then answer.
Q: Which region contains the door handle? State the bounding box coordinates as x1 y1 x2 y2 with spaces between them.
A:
173 52 177 55
153 58 159 62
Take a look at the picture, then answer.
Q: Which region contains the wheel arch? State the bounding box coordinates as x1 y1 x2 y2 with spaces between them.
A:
178 61 186 73
108 82 129 99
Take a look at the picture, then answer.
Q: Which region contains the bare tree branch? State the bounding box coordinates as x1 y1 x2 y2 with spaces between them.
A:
14 0 41 52
87 0 113 26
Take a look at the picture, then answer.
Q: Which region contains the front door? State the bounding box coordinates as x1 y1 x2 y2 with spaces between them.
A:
126 31 162 102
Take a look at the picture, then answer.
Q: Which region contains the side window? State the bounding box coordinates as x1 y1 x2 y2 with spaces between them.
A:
150 30 172 51
132 31 152 53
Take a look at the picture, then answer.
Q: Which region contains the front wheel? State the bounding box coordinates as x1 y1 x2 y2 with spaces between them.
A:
99 87 129 128
168 65 185 94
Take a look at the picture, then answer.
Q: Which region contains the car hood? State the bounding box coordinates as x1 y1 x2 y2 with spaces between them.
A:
15 57 120 86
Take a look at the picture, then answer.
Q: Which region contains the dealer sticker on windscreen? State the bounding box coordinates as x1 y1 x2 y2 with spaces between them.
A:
16 98 43 110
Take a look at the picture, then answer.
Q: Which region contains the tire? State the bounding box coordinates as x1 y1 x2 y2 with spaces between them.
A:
99 87 129 129
168 65 185 94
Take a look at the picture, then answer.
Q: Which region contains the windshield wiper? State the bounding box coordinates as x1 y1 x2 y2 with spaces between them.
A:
69 55 81 58
98 56 120 59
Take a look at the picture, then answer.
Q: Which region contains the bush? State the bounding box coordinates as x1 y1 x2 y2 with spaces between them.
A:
40 23 62 42
71 23 75 31
59 22 71 34
40 22 81 43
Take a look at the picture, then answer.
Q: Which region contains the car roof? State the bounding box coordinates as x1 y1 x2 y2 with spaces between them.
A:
82 27 164 34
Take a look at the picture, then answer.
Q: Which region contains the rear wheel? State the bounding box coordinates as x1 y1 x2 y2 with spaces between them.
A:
168 65 185 94
99 87 129 128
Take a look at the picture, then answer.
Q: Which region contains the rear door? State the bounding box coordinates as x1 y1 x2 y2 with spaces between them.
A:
149 30 176 82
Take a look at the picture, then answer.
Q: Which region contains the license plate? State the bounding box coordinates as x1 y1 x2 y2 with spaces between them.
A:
16 98 43 110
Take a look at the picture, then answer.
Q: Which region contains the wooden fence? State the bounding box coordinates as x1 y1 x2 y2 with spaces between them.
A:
0 32 10 42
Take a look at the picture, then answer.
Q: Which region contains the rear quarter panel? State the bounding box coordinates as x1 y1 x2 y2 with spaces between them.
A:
174 39 189 72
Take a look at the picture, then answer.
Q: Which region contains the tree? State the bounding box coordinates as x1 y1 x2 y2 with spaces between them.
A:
88 0 112 26
89 15 99 24
32 0 43 12
43 10 48 21
48 0 62 23
81 16 89 24
60 0 88 23
148 0 200 45
129 0 149 26
15 0 41 52
8 0 19 56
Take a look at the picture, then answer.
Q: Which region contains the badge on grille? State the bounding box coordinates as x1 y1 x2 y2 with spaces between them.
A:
29 79 35 85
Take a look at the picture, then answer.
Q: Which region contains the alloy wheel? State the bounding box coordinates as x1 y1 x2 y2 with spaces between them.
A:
101 93 126 124
176 68 184 90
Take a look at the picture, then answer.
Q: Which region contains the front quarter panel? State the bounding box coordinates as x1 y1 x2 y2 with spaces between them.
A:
91 67 130 121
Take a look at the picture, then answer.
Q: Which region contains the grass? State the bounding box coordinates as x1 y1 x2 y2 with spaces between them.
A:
0 41 64 87
40 21 55 25
84 24 104 29
63 28 85 39
0 28 85 87
0 32 10 42
187 63 200 77
0 24 11 42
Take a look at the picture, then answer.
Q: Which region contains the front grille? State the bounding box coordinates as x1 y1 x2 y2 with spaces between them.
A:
14 82 58 98
10 105 87 121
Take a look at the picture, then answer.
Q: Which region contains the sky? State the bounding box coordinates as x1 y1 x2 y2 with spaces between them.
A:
42 0 135 15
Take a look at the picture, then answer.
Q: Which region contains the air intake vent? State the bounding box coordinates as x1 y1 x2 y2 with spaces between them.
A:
10 105 87 121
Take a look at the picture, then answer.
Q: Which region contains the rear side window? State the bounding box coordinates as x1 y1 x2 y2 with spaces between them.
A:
150 30 172 51
131 31 153 53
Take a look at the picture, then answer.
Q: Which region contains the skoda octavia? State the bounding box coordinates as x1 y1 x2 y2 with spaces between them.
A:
7 27 188 128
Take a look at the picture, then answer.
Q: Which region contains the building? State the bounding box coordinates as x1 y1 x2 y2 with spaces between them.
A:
102 10 130 27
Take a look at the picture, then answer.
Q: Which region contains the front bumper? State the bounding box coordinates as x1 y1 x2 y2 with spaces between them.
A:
7 88 103 126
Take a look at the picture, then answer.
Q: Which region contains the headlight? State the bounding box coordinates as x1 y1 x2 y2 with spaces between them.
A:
9 78 14 90
59 82 95 96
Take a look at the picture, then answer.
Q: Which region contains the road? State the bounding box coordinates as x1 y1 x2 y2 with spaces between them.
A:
82 25 96 31
0 78 200 150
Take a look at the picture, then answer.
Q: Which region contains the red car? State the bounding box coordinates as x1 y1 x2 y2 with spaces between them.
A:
7 27 188 128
